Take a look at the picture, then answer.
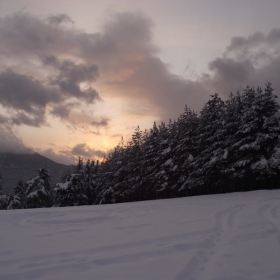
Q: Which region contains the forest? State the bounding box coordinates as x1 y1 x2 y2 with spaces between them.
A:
1 83 280 209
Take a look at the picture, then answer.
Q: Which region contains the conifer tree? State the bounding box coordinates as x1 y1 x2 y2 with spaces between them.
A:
227 84 280 189
96 153 117 204
55 157 87 206
125 126 145 201
26 167 53 208
7 179 27 209
84 159 97 204
140 122 160 199
152 121 176 198
0 172 2 195
175 106 198 195
188 93 227 194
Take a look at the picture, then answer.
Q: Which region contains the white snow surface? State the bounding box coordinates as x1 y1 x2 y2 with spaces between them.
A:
1 190 280 280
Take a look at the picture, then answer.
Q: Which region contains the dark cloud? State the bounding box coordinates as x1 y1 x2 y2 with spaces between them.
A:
0 70 60 112
94 150 105 158
207 58 255 94
0 13 59 55
10 111 46 127
41 54 58 66
50 102 78 121
0 125 33 153
205 28 280 96
0 12 91 59
0 12 104 135
0 70 60 126
46 14 74 25
71 143 104 158
91 117 110 128
51 59 100 103
0 114 8 124
226 32 265 56
226 29 280 60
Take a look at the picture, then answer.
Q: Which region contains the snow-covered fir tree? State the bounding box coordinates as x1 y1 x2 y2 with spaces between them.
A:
7 179 27 210
0 171 2 195
174 106 198 195
226 84 280 189
187 93 227 194
55 157 87 206
140 122 161 200
84 159 98 205
25 167 53 208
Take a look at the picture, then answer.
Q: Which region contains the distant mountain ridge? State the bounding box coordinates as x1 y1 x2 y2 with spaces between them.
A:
0 152 69 194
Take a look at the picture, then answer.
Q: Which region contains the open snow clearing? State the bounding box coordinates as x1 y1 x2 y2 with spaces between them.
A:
1 190 280 280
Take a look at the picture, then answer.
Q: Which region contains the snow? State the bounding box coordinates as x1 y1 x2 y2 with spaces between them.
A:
235 159 251 167
56 182 69 190
27 190 39 198
188 154 194 162
1 190 280 280
164 158 173 166
251 156 269 171
222 149 228 159
162 146 171 155
26 177 36 185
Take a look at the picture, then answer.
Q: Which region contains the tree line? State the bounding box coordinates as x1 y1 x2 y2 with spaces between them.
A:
1 83 280 209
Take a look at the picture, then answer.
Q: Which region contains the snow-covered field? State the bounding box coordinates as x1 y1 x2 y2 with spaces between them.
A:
1 190 280 280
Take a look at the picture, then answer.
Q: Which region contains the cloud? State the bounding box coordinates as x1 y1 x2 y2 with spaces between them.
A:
49 59 100 103
2 11 280 158
46 14 74 25
38 148 76 165
225 29 280 62
0 13 101 129
0 11 209 129
37 143 105 165
0 70 61 126
91 117 110 128
0 114 8 124
206 58 255 94
0 125 33 154
205 28 280 96
10 111 46 127
108 55 209 118
50 102 79 121
0 70 60 112
82 12 209 118
71 143 104 158
0 12 84 58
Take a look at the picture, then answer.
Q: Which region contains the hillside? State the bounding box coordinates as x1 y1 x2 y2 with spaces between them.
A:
1 190 280 279
0 152 68 194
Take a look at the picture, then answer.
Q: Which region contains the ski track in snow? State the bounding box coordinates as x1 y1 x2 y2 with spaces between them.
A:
1 190 280 280
175 204 244 280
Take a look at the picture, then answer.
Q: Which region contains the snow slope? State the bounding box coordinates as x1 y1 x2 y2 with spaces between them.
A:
1 190 280 280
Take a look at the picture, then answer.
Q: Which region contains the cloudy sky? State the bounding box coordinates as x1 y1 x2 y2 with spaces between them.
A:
1 0 280 164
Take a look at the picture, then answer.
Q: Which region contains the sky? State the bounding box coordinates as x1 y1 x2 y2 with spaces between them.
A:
1 0 280 164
